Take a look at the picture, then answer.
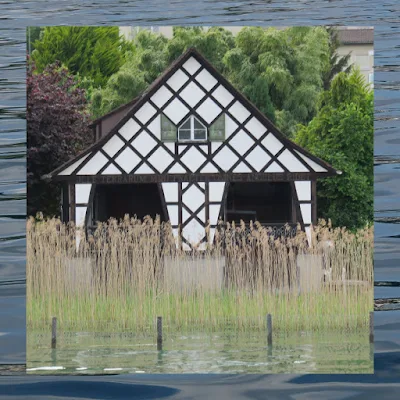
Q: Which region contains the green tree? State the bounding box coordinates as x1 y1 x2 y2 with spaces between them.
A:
278 27 330 136
91 27 237 118
323 27 353 90
134 30 169 84
224 27 330 137
91 30 170 118
27 27 43 55
91 26 332 134
32 27 127 88
295 69 373 229
91 67 147 119
27 61 93 217
167 27 235 72
223 47 275 121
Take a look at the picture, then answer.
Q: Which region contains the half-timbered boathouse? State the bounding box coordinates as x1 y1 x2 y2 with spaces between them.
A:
47 47 341 250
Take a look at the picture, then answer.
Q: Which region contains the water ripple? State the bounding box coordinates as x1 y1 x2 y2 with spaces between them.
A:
0 0 399 370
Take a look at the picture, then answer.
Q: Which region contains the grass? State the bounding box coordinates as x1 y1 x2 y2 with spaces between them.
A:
27 216 373 334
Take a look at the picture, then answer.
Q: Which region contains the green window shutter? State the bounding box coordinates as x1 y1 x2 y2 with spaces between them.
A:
161 114 177 141
209 114 225 141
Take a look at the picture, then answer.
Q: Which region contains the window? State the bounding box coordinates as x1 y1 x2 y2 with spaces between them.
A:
354 55 371 72
161 114 177 141
368 72 374 84
209 114 225 141
179 118 191 140
178 116 207 141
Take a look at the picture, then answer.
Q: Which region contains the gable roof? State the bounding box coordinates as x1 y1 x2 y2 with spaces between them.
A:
337 27 374 45
46 47 340 180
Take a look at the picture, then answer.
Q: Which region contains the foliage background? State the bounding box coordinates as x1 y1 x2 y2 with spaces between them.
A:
27 26 373 229
27 61 93 217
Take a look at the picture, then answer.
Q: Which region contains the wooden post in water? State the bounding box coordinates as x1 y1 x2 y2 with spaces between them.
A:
267 314 272 346
369 311 374 343
157 316 163 351
51 317 57 349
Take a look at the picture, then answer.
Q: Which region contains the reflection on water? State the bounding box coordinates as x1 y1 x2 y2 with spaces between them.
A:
27 330 373 374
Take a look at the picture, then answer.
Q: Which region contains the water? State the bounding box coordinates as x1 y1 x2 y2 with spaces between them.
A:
0 0 399 397
27 331 373 374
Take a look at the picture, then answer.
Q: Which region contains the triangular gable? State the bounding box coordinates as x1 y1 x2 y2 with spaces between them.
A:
48 47 340 180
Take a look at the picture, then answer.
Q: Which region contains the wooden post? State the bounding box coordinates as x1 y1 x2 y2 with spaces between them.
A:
157 316 163 351
369 311 374 343
178 182 183 252
267 314 272 346
311 180 317 226
69 183 76 223
51 317 57 349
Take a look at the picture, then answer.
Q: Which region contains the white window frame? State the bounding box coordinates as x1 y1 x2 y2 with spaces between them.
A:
178 115 207 141
368 72 374 83
368 72 374 88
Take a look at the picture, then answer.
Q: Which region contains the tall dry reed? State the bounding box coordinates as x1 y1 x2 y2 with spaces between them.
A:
27 216 373 334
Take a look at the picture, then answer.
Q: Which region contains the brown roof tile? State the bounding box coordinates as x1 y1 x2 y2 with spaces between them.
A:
337 27 374 44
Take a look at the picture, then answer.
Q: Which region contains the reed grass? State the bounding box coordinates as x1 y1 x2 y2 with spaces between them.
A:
27 216 373 334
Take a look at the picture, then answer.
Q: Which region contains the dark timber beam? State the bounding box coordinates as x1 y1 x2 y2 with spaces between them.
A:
61 182 69 222
311 180 317 225
52 172 334 184
69 183 76 224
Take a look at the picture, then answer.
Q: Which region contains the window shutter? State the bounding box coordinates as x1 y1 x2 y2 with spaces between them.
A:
161 114 177 141
209 114 225 141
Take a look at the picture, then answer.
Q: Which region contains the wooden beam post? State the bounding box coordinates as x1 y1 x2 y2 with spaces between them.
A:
267 314 272 346
311 180 317 226
51 317 57 349
69 183 76 224
157 316 163 351
178 182 183 251
369 311 374 344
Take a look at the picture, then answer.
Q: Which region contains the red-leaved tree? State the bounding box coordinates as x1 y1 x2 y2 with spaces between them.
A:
27 59 93 217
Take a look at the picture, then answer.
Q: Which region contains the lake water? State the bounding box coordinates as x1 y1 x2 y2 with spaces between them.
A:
27 330 373 374
0 0 399 397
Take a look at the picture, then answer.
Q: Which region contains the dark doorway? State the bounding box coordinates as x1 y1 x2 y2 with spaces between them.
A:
93 183 166 223
225 182 292 224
